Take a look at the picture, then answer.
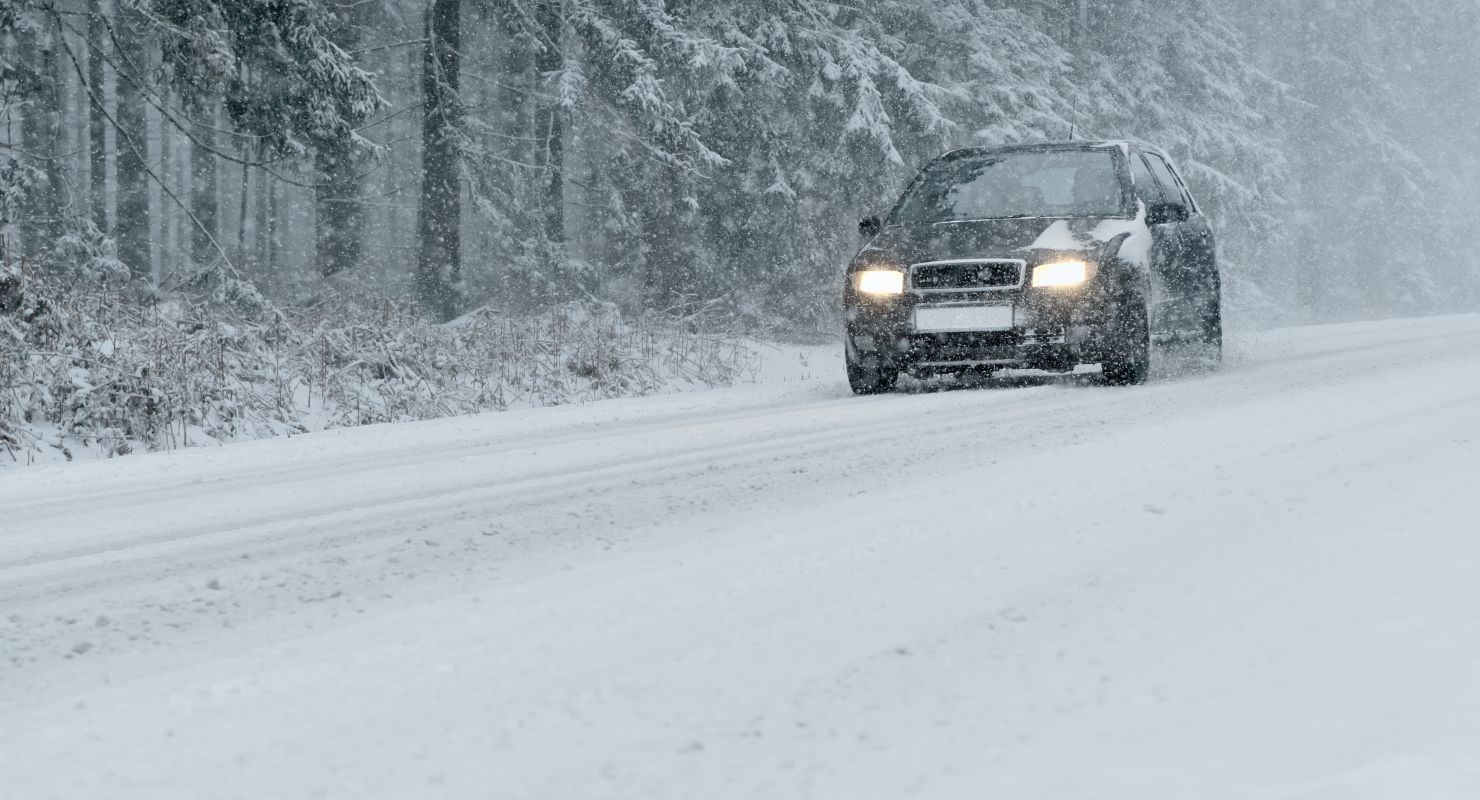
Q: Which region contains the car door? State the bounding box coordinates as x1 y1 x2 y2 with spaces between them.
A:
1128 149 1184 337
1151 154 1220 342
1140 151 1202 340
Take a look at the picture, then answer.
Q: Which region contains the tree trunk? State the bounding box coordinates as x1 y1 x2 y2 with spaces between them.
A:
256 164 270 279
415 0 462 320
314 135 365 278
113 2 152 278
17 21 66 261
266 175 279 290
236 160 250 266
88 0 109 232
315 1 368 278
534 0 566 266
159 105 175 275
190 109 219 265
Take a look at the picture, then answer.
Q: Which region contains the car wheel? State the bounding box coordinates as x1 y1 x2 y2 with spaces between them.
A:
1101 298 1151 386
846 350 900 395
1201 293 1224 363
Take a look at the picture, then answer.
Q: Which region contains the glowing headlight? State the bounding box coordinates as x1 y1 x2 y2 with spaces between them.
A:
1032 260 1090 288
855 269 905 296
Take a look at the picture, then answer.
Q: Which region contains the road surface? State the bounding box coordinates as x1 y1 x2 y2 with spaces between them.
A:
3 315 1479 799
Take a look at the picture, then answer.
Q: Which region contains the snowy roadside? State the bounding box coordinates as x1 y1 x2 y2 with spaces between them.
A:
1 279 840 468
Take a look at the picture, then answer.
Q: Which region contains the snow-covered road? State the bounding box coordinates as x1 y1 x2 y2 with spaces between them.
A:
4 315 1480 799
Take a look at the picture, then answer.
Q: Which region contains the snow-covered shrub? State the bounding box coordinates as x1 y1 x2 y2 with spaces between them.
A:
0 274 757 466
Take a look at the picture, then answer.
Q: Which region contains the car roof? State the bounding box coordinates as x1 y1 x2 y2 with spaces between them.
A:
934 139 1170 161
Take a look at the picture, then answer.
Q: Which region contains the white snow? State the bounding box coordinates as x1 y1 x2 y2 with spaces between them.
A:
3 315 1480 798
1016 216 1153 268
1022 218 1085 251
1093 215 1153 267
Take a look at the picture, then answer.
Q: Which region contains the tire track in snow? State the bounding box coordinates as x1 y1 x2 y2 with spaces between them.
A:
3 317 1479 673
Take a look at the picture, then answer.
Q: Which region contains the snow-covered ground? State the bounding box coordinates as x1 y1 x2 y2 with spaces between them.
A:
3 315 1479 799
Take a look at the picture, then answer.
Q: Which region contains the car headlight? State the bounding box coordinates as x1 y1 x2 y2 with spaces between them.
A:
1032 260 1090 288
855 269 905 296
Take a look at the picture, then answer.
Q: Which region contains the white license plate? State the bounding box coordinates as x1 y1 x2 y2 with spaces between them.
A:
914 304 1015 333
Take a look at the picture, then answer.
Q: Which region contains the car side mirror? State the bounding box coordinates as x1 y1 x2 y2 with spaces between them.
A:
1145 202 1189 225
859 215 883 238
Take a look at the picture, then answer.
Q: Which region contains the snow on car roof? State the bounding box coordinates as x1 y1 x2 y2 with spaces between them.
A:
938 140 1165 160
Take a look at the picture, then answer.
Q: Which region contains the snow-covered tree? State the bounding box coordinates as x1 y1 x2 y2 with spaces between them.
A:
5 0 1474 324
153 0 383 279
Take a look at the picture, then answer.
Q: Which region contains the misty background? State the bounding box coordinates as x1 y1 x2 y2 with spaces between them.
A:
4 0 1478 327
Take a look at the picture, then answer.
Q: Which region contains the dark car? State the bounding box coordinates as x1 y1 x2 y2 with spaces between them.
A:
843 140 1221 393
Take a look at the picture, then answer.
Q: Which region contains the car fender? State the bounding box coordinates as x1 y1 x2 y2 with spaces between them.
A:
1097 232 1151 305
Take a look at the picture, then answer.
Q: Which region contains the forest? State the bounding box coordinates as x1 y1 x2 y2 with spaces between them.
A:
3 0 1480 459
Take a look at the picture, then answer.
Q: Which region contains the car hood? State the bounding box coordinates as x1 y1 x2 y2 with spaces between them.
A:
859 217 1142 266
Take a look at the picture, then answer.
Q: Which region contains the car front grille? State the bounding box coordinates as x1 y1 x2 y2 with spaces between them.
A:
911 260 1024 292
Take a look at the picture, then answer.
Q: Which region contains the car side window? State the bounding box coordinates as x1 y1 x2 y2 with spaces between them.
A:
1129 151 1165 208
1144 153 1193 211
1163 159 1199 213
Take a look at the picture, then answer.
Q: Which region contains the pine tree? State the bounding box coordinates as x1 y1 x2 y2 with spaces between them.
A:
1221 0 1436 317
151 0 382 282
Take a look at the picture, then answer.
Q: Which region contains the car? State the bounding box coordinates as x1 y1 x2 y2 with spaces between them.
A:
843 140 1222 394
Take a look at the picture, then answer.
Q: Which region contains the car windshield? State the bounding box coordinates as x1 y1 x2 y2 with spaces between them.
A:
892 149 1125 223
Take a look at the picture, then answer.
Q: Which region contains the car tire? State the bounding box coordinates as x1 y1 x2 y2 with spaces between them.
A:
846 352 900 395
1101 298 1151 386
1201 293 1224 363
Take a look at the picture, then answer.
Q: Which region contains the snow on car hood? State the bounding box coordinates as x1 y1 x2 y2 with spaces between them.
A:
862 214 1151 268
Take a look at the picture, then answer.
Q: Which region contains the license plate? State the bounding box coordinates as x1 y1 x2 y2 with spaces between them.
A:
914 304 1015 333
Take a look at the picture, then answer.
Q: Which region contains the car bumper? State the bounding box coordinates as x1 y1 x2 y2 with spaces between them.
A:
845 289 1115 374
